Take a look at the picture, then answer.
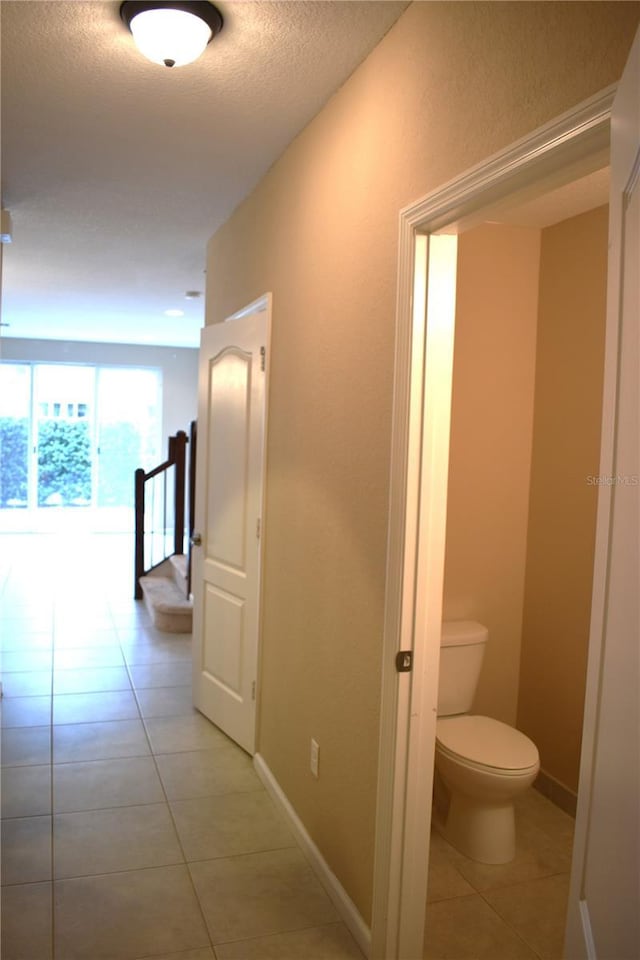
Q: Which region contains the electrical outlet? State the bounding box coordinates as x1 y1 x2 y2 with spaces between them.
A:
310 738 319 778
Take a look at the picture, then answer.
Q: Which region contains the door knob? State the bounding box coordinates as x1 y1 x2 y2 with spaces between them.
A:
190 533 202 546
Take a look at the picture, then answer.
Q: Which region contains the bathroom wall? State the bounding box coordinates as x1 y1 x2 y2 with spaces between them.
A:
442 224 541 725
517 205 609 801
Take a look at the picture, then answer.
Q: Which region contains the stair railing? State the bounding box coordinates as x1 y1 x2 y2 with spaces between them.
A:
134 430 188 599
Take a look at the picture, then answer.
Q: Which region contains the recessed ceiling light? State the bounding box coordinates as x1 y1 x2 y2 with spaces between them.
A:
164 308 185 317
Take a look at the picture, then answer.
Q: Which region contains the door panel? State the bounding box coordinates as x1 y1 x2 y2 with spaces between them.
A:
192 298 270 754
206 349 251 571
203 585 244 694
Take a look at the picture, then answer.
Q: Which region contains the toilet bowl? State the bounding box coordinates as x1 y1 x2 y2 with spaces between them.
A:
435 714 539 864
434 621 540 864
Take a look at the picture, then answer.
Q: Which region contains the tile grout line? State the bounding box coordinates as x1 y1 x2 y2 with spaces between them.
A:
117 611 219 957
49 592 156 957
476 869 571 959
472 885 542 957
4 546 357 959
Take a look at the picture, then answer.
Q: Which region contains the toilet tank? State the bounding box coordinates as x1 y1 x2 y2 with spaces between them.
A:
438 620 488 717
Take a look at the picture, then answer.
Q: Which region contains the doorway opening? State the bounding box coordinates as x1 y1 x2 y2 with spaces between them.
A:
422 175 610 959
371 85 616 960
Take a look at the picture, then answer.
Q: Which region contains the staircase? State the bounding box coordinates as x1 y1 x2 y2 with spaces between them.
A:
139 554 193 633
134 424 197 634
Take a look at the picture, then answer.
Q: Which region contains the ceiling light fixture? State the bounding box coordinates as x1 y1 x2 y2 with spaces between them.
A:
120 1 223 69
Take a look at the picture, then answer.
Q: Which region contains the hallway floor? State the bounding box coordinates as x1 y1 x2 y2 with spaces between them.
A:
0 533 364 960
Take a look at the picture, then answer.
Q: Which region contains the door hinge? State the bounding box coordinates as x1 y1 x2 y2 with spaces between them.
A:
395 650 413 673
256 518 261 540
260 346 266 372
251 681 256 700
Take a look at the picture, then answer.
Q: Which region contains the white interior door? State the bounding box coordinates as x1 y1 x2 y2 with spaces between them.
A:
565 28 640 960
191 296 270 754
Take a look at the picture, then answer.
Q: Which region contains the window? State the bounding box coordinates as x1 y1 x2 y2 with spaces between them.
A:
0 362 162 528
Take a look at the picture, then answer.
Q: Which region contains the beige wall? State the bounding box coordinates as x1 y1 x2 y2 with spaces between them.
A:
443 224 541 724
205 2 639 922
517 205 609 796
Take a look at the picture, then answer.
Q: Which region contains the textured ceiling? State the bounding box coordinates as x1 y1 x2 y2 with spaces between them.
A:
0 0 408 347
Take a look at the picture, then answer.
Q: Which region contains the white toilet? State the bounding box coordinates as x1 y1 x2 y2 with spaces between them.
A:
434 620 539 865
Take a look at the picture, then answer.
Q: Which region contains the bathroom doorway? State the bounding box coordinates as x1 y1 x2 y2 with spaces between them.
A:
371 69 639 958
420 184 610 958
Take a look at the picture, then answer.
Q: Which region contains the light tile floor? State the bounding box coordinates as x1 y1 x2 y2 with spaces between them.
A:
1 533 574 960
424 782 574 959
0 533 364 960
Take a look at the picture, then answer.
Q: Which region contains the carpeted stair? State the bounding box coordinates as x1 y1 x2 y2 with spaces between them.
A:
139 554 192 633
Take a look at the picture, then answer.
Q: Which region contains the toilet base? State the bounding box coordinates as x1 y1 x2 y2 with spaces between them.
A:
441 792 516 864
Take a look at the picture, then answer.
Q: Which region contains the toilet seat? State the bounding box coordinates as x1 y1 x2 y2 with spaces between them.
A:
436 715 539 772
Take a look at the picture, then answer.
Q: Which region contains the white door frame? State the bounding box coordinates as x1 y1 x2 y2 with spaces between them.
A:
371 86 616 959
565 29 640 956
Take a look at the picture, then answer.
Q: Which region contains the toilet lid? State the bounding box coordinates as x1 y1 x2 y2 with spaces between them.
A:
436 715 539 771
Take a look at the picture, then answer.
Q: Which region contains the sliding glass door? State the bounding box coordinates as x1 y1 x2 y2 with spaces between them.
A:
34 364 94 508
0 362 161 531
96 366 161 508
0 364 30 510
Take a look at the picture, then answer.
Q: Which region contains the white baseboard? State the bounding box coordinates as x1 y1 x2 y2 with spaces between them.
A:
253 752 371 959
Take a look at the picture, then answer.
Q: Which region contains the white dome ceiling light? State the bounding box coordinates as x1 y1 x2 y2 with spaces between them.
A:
120 1 223 69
